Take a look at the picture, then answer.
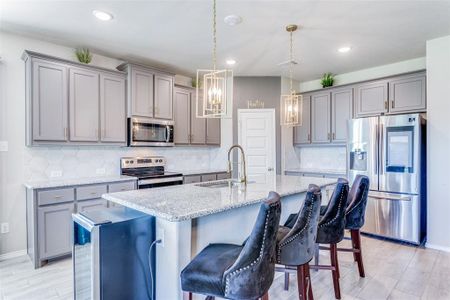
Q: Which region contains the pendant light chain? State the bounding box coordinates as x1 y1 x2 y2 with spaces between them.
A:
289 30 294 94
212 0 217 71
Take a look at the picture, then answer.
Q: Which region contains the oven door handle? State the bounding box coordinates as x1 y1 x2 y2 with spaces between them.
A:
138 176 183 186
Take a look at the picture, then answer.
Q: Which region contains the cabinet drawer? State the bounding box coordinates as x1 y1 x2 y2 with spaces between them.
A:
184 175 201 184
201 174 217 182
216 172 230 180
77 198 108 213
37 188 74 206
108 181 135 193
76 184 107 201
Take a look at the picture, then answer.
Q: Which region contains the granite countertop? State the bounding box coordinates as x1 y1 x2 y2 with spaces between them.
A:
285 168 347 176
169 169 228 176
102 175 337 222
24 175 138 189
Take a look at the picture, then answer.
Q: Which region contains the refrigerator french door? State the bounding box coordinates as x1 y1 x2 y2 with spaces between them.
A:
348 114 426 244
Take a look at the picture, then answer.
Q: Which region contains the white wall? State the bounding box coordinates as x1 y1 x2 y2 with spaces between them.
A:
299 57 426 93
426 35 450 252
0 32 229 256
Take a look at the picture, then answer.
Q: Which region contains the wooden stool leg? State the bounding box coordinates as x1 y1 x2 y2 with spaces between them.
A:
305 263 314 300
297 265 307 300
351 229 365 277
330 244 341 299
284 272 290 290
261 291 269 300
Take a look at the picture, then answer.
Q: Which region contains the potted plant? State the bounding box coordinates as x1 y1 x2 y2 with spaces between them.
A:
75 48 92 64
321 72 334 88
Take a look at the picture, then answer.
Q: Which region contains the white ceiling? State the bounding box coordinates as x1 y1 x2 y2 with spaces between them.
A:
2 1 450 81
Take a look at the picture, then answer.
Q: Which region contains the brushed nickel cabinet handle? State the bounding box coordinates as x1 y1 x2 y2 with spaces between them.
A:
392 101 395 109
333 132 336 140
54 195 62 199
384 101 388 110
64 128 68 139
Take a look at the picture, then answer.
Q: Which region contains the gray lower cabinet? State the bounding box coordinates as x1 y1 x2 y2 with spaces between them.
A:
216 172 231 180
26 179 137 268
37 203 74 260
77 199 108 212
183 175 201 184
183 172 229 184
311 92 331 143
23 51 127 146
100 73 127 143
355 79 389 118
388 73 426 113
201 174 216 182
331 88 353 143
69 67 100 142
31 59 68 142
293 94 311 144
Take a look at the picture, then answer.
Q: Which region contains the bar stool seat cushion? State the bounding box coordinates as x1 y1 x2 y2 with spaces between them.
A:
181 243 242 298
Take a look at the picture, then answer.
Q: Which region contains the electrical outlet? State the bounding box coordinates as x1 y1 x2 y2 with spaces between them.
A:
156 228 165 248
1 223 9 234
50 170 63 178
96 168 106 175
0 141 8 152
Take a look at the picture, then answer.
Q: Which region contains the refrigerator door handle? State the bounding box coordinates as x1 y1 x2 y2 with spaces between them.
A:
379 123 384 175
374 123 379 175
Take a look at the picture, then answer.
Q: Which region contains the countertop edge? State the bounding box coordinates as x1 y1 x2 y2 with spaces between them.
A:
24 176 138 190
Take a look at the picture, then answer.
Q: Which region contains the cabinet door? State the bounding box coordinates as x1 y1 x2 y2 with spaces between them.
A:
293 94 311 144
32 59 68 141
206 118 221 145
154 74 173 120
331 88 353 143
311 92 331 143
38 203 74 259
184 175 201 184
355 80 388 117
100 73 126 143
77 199 108 212
389 73 426 114
190 91 206 144
131 67 154 117
69 68 99 142
173 88 191 144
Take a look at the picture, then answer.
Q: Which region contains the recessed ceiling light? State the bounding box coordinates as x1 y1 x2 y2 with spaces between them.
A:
93 10 113 21
338 46 352 53
224 15 242 26
226 59 236 65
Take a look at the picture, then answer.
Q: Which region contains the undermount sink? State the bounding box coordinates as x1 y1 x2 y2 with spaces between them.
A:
195 180 252 188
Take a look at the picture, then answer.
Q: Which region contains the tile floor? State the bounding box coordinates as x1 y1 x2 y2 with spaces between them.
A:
1 235 450 300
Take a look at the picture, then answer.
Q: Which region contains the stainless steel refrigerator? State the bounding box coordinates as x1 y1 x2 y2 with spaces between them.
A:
347 113 426 244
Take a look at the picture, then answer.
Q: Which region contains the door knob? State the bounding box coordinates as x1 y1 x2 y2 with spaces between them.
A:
268 167 274 172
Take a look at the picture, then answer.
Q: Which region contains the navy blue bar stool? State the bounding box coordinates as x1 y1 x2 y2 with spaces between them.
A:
180 192 282 300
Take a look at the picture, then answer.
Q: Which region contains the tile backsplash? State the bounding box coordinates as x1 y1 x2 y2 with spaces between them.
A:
23 146 220 182
294 146 347 171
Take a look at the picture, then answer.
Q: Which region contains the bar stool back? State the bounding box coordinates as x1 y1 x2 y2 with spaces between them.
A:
180 192 282 300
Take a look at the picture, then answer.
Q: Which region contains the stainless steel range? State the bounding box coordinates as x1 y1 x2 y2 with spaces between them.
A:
120 156 183 189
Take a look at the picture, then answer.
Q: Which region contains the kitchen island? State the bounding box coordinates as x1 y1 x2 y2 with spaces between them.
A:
102 175 337 300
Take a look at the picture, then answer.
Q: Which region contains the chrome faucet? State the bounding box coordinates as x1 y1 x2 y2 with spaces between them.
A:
227 144 247 184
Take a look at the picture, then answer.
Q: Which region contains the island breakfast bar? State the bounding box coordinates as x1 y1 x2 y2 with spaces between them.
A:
102 175 337 300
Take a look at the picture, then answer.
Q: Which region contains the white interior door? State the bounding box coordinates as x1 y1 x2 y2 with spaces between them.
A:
238 109 276 184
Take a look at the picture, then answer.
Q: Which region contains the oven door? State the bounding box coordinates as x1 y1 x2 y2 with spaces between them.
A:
128 118 174 147
138 176 184 189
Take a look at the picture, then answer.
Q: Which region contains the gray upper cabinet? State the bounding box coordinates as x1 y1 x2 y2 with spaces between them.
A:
130 67 154 118
331 88 353 143
206 118 221 145
38 203 74 259
293 94 311 144
23 51 127 146
100 73 126 143
355 80 389 117
154 74 173 120
174 88 191 144
311 92 331 144
190 91 206 144
69 68 100 142
31 59 68 142
388 73 426 114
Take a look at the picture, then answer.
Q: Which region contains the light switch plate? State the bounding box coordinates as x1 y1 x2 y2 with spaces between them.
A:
0 141 8 152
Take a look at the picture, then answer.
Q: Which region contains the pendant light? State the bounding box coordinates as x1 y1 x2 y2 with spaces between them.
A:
196 0 233 118
280 24 302 126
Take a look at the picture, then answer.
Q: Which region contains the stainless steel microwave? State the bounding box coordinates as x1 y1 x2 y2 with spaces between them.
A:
128 117 174 147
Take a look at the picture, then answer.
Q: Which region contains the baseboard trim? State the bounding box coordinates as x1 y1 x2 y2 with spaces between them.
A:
425 243 450 252
0 249 27 261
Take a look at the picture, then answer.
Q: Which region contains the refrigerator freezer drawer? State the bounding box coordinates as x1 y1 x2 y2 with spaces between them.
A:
361 192 421 244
